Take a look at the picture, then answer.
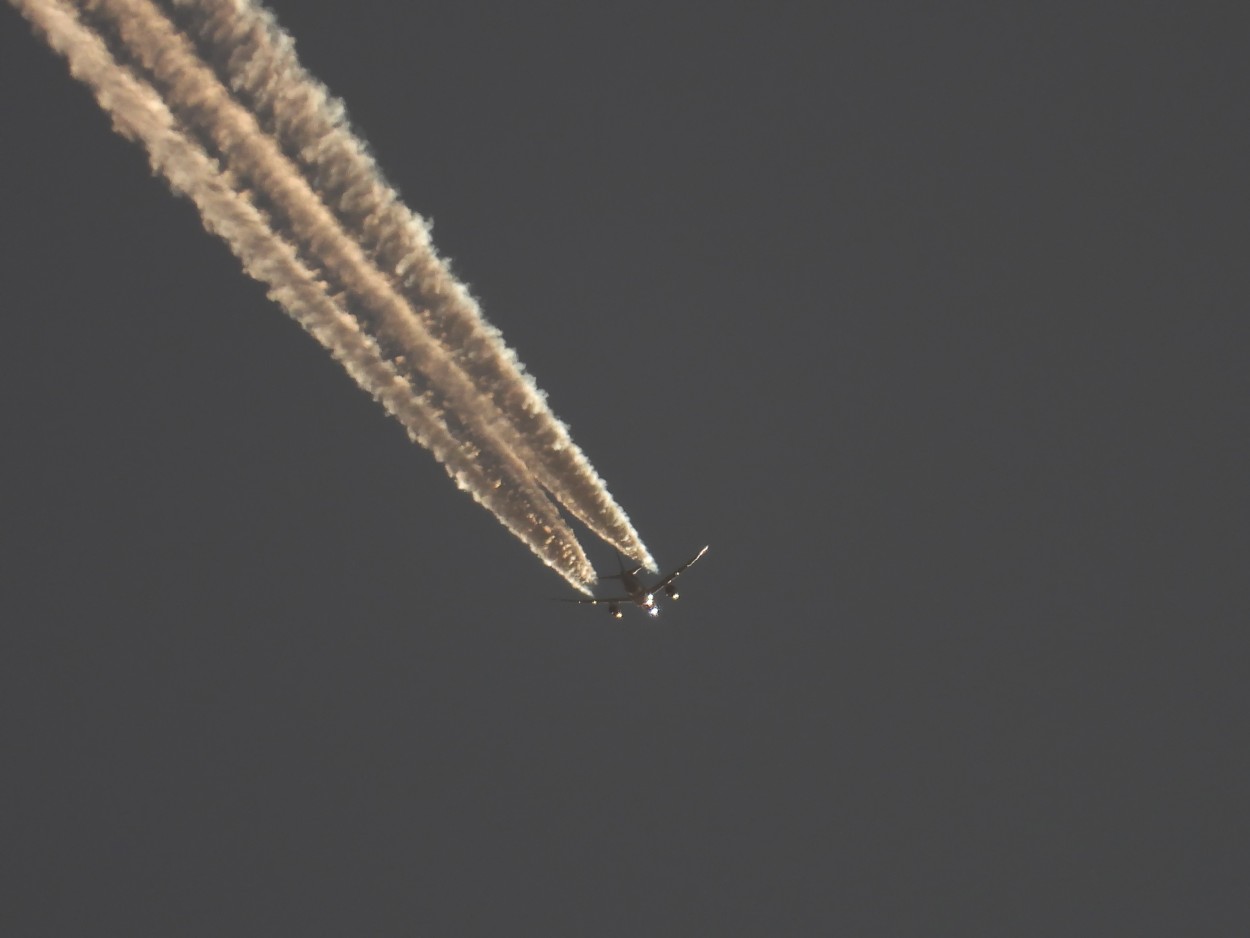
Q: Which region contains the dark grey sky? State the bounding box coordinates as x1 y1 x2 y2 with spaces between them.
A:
3 2 1246 934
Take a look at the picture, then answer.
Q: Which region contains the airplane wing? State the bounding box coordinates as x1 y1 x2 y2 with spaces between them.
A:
557 595 634 606
652 545 710 594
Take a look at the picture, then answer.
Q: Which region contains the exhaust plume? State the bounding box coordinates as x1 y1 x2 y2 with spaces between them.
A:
10 0 605 590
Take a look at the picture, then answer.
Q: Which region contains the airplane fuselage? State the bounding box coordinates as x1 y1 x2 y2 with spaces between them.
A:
618 570 658 612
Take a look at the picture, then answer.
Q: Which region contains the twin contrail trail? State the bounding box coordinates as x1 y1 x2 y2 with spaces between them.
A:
11 0 655 591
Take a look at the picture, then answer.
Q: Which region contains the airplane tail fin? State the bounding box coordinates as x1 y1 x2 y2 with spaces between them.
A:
600 551 640 580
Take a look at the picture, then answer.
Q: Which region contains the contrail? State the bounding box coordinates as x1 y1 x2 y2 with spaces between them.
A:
84 0 579 548
10 0 598 590
166 0 657 573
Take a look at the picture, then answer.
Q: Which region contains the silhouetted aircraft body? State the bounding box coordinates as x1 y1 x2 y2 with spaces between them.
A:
562 546 709 618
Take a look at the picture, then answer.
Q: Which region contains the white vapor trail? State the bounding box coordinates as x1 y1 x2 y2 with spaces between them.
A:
10 0 602 590
168 0 656 572
12 0 659 588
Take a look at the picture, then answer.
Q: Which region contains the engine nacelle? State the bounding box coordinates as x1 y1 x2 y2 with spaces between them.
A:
663 584 680 600
608 603 623 619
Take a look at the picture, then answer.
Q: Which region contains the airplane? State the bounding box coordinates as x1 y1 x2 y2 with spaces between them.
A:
561 545 709 618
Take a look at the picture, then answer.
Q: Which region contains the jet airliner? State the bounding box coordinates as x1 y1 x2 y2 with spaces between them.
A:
561 545 709 618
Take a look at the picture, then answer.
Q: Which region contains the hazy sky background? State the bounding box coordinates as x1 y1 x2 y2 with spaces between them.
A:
3 2 1246 934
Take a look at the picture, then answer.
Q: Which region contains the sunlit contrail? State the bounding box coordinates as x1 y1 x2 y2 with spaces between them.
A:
12 0 658 588
167 0 656 572
10 0 598 589
87 0 574 537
